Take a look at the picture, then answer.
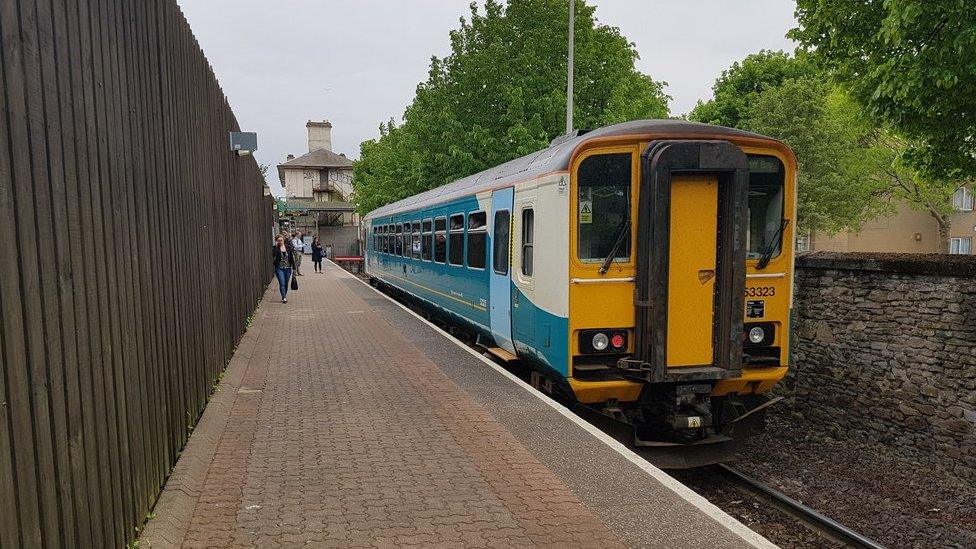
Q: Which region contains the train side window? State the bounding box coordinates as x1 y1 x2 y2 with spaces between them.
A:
434 217 447 264
387 224 394 254
422 219 433 261
577 152 632 262
381 225 388 254
492 210 510 275
467 211 487 269
521 208 534 277
411 221 421 259
395 223 403 256
449 214 465 266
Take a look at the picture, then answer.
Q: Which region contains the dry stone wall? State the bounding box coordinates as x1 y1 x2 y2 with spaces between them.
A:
790 253 976 479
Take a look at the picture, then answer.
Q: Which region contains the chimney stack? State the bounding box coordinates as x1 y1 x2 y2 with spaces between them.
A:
306 120 332 152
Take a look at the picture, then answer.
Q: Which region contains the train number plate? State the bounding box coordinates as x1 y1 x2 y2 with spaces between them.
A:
745 286 776 297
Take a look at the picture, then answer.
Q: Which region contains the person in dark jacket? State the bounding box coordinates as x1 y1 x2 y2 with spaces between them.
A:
273 235 296 303
311 237 324 273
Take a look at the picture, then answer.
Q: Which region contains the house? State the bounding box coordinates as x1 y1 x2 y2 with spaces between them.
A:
277 120 361 256
802 186 976 255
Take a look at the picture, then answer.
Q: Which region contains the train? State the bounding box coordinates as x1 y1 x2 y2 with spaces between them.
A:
363 120 796 466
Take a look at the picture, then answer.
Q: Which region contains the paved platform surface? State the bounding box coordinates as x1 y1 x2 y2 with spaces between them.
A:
140 261 771 548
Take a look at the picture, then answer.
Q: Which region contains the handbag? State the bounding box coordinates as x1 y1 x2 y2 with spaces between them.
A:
290 274 299 291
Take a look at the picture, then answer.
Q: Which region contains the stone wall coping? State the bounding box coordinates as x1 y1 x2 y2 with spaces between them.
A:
796 251 976 278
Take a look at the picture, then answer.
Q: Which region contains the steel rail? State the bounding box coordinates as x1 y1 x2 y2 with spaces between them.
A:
714 464 887 549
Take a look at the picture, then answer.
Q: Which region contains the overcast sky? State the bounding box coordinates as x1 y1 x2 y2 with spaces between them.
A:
177 1 797 193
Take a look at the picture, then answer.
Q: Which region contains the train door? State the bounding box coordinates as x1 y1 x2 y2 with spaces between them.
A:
489 187 516 353
667 175 719 366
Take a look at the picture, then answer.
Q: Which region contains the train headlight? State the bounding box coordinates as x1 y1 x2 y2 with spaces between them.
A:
592 333 610 351
748 326 765 344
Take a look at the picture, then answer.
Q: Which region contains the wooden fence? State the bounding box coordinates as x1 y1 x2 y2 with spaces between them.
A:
0 0 273 546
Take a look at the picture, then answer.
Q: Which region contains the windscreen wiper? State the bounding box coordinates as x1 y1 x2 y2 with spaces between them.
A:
599 218 631 275
757 218 789 270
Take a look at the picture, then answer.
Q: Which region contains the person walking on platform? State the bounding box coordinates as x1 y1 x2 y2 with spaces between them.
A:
273 235 296 303
311 237 324 273
291 231 305 275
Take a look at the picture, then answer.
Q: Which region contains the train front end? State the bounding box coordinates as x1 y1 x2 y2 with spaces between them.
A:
566 129 796 464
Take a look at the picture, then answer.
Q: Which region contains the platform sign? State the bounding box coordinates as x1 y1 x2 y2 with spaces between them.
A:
229 131 258 153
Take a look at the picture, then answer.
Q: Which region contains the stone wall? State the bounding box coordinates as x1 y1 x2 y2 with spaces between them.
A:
789 252 976 479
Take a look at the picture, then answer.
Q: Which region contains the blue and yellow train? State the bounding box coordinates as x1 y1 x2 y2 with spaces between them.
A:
364 120 796 458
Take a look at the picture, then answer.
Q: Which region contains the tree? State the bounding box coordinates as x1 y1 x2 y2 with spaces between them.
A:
790 0 976 180
353 0 670 214
689 50 816 129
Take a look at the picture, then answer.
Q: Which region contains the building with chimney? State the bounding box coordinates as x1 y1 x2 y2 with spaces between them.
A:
277 120 360 256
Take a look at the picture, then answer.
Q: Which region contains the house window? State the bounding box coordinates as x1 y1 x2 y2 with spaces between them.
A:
449 214 465 266
434 217 447 263
796 231 811 253
467 211 487 269
950 237 972 255
953 187 974 211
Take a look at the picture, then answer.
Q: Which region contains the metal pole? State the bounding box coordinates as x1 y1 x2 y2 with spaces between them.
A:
565 0 575 135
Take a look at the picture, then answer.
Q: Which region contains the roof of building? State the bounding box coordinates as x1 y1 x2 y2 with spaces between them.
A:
277 148 354 183
364 119 781 220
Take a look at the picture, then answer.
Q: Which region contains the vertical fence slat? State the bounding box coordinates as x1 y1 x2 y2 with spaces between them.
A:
53 0 105 544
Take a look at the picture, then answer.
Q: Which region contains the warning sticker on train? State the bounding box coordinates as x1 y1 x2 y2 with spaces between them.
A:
579 200 592 224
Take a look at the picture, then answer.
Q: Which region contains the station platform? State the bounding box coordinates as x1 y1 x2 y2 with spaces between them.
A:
140 261 772 548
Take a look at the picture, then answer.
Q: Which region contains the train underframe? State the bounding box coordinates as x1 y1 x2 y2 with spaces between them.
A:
575 381 774 468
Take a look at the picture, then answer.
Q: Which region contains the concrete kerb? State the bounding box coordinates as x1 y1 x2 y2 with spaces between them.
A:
333 259 775 549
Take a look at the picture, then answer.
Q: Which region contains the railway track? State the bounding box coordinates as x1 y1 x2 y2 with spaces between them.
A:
711 464 886 549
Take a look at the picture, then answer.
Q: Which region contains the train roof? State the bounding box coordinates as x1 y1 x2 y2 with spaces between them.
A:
363 119 773 220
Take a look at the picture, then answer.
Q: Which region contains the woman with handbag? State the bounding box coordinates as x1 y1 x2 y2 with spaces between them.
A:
311 237 324 273
273 235 296 303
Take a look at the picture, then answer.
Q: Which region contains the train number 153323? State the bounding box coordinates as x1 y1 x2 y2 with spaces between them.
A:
745 286 775 297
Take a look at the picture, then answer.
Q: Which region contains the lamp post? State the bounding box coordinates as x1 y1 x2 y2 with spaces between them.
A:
565 0 575 135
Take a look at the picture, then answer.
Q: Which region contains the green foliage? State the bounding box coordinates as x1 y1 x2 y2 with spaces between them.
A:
354 0 669 214
790 0 976 179
689 50 816 129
